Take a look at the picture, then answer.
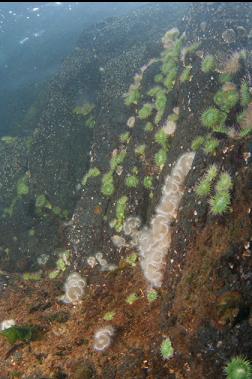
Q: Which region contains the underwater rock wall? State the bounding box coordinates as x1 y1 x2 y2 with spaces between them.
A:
0 3 187 272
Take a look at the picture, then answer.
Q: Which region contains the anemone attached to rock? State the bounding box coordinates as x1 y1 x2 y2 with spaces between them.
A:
224 356 252 379
201 107 226 129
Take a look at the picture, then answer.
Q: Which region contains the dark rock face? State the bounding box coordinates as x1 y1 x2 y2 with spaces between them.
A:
0 3 187 271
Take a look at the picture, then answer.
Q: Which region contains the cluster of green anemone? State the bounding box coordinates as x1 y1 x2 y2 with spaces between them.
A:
209 171 233 215
195 165 233 216
214 88 239 112
195 164 218 198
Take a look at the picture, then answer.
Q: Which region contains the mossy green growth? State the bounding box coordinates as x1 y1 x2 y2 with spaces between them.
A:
182 41 201 58
138 103 153 120
209 191 231 215
148 86 163 97
124 88 141 106
144 122 154 132
131 166 139 175
203 137 220 155
215 172 233 193
214 88 239 112
0 325 36 344
101 172 115 197
240 128 252 137
154 73 164 83
155 129 169 148
163 68 178 91
115 195 128 232
126 293 139 305
85 116 96 129
155 148 167 167
125 253 138 267
201 55 216 73
147 289 158 302
119 132 130 144
103 311 116 321
237 111 246 124
224 356 252 379
23 272 42 281
161 60 177 75
110 150 127 170
240 81 251 108
1 136 17 144
191 136 205 151
135 144 146 156
73 102 95 116
82 167 101 186
125 175 139 188
155 110 165 125
160 338 174 360
143 176 153 190
155 91 167 114
35 194 52 210
17 175 29 197
219 73 233 84
201 107 226 129
180 66 192 83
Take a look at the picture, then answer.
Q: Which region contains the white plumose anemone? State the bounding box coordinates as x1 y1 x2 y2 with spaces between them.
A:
63 272 86 304
138 152 195 288
93 325 115 351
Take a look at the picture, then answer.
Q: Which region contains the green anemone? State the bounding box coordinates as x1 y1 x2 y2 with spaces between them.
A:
155 129 168 148
101 172 114 196
143 176 153 190
138 103 153 120
160 338 174 360
124 88 141 106
195 177 212 197
201 107 226 129
224 356 252 379
201 55 216 73
154 73 164 83
155 148 167 167
240 81 251 108
180 66 192 83
191 136 205 151
209 191 231 215
203 137 220 155
215 172 233 193
125 175 139 188
214 89 239 112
